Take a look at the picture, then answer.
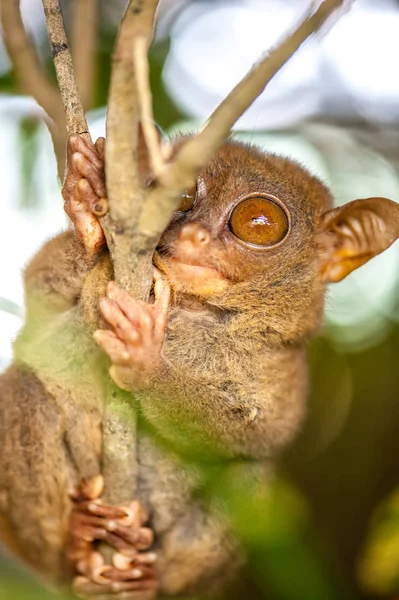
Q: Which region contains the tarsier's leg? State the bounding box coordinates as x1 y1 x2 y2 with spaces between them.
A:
68 474 157 598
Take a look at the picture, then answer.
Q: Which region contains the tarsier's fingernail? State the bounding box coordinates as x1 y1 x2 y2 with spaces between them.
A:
107 520 117 531
120 548 138 559
107 281 118 298
137 552 157 564
113 553 132 570
111 582 122 592
93 198 108 217
131 569 143 579
76 560 87 575
129 329 140 342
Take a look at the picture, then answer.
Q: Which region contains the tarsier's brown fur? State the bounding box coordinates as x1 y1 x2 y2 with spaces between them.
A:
0 135 399 598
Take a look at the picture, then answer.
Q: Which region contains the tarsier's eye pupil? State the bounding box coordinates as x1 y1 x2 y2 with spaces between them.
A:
178 184 197 212
229 197 289 246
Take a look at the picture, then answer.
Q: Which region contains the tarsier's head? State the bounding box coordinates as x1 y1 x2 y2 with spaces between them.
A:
153 138 399 343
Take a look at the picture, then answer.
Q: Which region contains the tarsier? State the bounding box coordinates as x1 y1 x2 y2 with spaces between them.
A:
0 130 399 599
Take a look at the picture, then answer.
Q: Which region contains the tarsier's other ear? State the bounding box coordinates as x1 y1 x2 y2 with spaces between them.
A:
318 197 399 283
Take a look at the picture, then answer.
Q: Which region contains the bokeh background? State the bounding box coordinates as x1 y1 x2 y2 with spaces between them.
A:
1 0 399 598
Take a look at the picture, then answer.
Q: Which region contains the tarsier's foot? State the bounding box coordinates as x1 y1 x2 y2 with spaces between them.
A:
62 134 108 256
94 270 170 391
68 475 158 599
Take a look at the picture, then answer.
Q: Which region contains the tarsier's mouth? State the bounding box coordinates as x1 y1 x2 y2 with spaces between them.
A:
153 252 228 297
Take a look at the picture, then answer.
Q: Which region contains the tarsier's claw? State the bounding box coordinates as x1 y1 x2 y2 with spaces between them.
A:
94 271 170 391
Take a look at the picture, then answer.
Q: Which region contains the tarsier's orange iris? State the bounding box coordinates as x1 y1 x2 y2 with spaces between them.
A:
178 184 197 212
229 197 289 246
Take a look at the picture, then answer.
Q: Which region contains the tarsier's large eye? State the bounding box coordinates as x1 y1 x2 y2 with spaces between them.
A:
229 196 289 246
177 184 197 212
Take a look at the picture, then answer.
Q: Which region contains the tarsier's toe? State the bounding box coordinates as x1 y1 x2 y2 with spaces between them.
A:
73 551 158 598
73 576 157 599
71 152 106 199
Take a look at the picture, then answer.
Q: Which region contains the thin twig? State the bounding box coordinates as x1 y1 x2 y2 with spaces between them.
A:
139 0 352 242
70 0 98 111
0 0 66 177
133 36 164 177
41 0 91 143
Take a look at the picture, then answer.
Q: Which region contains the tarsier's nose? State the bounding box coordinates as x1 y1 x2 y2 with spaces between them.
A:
178 223 210 248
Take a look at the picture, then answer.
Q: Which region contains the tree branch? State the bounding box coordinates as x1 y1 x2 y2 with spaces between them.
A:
133 36 164 178
41 0 91 142
139 0 352 242
100 1 160 514
0 0 66 178
70 0 98 111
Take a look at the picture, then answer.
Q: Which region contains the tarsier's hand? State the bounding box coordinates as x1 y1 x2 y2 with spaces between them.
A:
62 135 107 256
68 475 158 599
94 270 170 391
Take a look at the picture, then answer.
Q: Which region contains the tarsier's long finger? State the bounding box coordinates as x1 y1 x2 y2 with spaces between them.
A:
94 330 131 366
73 524 109 543
107 283 145 329
72 513 114 530
102 532 140 556
95 137 106 163
73 576 157 597
101 565 156 582
76 500 129 520
76 178 107 216
106 522 154 550
114 552 157 566
99 298 141 346
71 152 107 198
106 283 154 348
68 134 104 172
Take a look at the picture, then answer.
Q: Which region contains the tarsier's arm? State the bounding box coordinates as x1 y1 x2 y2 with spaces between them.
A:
95 282 307 461
24 135 107 315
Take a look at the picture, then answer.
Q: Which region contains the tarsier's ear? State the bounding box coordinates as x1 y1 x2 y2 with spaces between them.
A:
137 122 163 183
318 197 399 283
